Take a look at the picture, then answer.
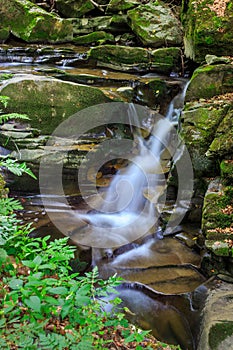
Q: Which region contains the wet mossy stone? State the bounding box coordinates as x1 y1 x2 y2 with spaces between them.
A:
88 45 150 71
0 75 111 135
127 1 183 47
182 0 233 63
150 47 181 75
186 64 233 101
56 0 94 18
0 0 73 43
73 31 114 45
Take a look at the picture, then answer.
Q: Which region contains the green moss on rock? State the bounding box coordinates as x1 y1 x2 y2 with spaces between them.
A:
0 75 111 134
150 47 181 74
182 0 233 62
220 160 233 185
88 45 150 71
73 31 114 45
209 322 233 350
0 0 73 43
127 1 183 47
186 64 233 101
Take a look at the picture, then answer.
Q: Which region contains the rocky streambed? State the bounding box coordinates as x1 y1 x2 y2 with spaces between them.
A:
0 0 233 349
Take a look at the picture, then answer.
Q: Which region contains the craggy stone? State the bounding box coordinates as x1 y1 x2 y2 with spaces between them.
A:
127 1 183 47
182 0 233 63
185 64 233 102
0 0 73 43
88 45 150 71
150 47 181 75
0 75 111 134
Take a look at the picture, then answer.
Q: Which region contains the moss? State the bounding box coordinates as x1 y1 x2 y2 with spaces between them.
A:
73 31 114 45
150 47 181 74
88 45 149 69
0 174 8 198
209 322 233 350
0 0 73 43
220 161 233 185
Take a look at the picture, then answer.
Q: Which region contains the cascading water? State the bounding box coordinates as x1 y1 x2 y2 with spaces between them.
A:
74 81 190 260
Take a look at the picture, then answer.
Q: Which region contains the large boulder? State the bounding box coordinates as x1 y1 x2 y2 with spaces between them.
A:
185 64 233 102
182 0 233 63
0 75 111 134
55 0 94 18
0 0 73 43
127 1 183 47
88 45 182 73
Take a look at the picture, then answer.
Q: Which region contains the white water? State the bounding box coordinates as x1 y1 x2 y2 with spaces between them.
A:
75 82 190 253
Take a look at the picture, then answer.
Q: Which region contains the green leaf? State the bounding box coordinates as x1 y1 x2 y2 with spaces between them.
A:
24 295 41 313
0 248 8 264
33 255 42 266
48 287 68 295
9 278 23 290
22 260 36 268
75 294 90 307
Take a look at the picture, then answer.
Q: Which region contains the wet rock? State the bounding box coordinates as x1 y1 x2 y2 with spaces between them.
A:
181 95 233 177
0 74 111 134
56 0 94 18
182 0 233 63
88 45 150 71
0 0 73 43
185 64 233 101
88 45 182 74
197 282 233 350
150 47 181 75
73 31 115 45
127 1 183 47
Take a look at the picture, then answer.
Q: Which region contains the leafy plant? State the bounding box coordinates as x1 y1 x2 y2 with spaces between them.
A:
0 157 37 179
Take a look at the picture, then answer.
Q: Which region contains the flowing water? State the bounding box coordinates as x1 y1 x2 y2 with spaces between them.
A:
1 53 206 349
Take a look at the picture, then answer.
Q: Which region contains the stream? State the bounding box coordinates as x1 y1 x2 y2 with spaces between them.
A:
1 46 209 350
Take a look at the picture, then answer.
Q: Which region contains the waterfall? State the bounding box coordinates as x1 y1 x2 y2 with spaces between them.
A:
73 81 191 260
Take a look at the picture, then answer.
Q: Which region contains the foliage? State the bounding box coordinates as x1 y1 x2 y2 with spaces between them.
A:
0 157 37 179
0 202 157 350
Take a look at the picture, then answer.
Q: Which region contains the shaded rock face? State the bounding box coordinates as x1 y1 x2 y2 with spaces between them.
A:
0 75 111 134
0 0 73 43
182 0 233 63
55 0 95 18
127 1 183 47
